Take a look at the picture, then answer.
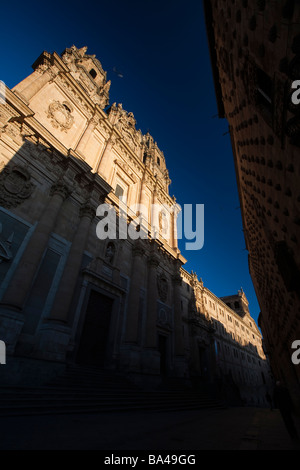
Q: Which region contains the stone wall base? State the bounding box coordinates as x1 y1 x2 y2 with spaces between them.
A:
34 321 71 362
0 355 66 387
172 355 189 378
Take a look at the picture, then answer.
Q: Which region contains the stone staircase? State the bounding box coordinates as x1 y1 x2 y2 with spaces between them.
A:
0 364 226 416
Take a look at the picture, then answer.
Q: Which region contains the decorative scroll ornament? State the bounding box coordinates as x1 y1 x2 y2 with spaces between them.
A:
47 100 74 132
0 165 34 208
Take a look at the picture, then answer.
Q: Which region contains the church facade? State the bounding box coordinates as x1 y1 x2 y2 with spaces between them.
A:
0 46 270 405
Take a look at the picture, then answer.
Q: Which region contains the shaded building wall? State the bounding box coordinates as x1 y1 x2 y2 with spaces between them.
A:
184 271 272 406
0 46 187 387
0 45 271 400
203 0 300 411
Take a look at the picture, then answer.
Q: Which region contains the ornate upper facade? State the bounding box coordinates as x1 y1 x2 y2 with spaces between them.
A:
12 45 176 253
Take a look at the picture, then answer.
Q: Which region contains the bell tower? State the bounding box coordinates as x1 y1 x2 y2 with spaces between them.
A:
60 45 111 108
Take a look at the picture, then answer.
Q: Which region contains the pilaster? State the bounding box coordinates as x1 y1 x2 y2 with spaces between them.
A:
0 180 70 353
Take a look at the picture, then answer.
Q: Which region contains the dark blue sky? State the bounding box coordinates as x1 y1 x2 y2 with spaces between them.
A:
0 0 261 323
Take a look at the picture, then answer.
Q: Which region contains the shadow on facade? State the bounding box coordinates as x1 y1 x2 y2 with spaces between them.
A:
185 286 273 407
0 137 191 394
0 139 272 408
0 137 117 384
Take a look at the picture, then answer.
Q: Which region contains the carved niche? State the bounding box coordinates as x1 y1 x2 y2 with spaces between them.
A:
0 165 34 208
157 273 168 303
104 241 115 264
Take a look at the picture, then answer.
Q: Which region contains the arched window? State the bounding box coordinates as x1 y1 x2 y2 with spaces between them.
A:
89 68 97 79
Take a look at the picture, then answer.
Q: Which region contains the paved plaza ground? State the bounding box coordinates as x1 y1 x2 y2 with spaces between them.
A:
0 406 299 451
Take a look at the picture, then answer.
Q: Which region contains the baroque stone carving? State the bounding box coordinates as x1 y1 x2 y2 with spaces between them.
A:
113 104 141 151
114 159 137 182
47 100 74 132
60 45 110 109
50 180 71 200
79 202 95 220
158 308 167 322
55 74 92 116
0 165 34 208
157 273 168 302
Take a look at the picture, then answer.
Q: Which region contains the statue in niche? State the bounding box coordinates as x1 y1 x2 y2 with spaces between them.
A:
105 242 115 264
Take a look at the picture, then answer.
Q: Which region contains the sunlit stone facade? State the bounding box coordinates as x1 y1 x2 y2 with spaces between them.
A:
0 45 270 404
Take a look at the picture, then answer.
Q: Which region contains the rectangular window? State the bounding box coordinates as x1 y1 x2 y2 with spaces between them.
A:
115 184 124 200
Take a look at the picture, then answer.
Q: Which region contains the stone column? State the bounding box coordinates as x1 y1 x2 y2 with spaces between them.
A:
124 241 145 344
141 247 161 378
145 253 160 348
18 66 57 102
172 273 185 356
48 202 95 323
75 117 98 158
120 240 145 374
1 181 70 310
172 270 187 378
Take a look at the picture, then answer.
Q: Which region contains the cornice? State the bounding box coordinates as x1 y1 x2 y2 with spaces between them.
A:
4 87 35 119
